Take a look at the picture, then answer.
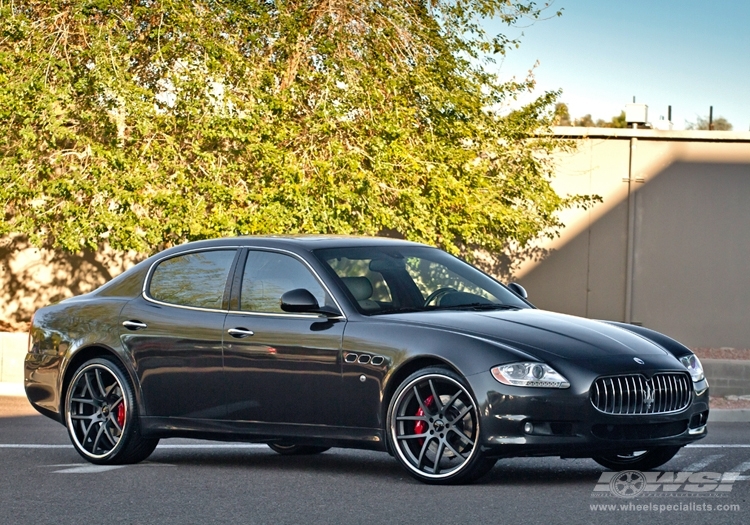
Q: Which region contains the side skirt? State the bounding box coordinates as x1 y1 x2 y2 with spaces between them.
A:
140 417 387 451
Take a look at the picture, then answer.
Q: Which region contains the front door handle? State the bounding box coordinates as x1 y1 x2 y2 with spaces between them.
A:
122 320 148 331
227 327 254 338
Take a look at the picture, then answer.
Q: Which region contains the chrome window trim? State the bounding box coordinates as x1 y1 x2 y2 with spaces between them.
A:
142 244 347 320
226 309 344 321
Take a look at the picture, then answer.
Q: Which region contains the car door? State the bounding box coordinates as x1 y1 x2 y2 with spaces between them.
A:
120 248 239 420
222 248 345 426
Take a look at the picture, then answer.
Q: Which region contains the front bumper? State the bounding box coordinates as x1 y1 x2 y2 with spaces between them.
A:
470 372 709 458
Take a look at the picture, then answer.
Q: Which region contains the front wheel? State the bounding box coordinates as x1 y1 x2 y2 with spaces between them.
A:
592 446 682 471
65 357 158 464
386 367 495 484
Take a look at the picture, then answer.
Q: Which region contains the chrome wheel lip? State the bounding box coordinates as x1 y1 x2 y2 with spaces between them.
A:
65 363 129 461
390 373 480 480
269 443 298 450
600 450 650 463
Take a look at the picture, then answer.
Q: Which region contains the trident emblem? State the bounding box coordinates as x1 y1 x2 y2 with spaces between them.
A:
642 382 655 411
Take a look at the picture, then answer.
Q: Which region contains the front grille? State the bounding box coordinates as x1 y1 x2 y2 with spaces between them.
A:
590 373 691 415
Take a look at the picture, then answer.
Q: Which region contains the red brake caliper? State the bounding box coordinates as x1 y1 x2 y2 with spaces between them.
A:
116 403 126 428
414 395 434 445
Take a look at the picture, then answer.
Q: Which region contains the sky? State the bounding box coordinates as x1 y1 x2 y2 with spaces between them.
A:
485 0 750 130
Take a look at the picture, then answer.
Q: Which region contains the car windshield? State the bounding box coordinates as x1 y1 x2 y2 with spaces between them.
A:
314 245 530 315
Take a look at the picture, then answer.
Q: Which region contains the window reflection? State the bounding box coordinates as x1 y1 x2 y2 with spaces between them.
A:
149 250 236 309
240 251 327 313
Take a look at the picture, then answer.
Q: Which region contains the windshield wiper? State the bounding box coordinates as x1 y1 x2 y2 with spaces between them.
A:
370 306 425 315
427 303 521 311
371 303 522 315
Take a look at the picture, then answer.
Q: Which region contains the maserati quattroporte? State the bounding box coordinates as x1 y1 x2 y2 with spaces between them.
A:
25 236 709 483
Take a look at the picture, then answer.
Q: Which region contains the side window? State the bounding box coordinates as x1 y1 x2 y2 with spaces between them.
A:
149 250 236 309
240 251 327 313
325 257 392 303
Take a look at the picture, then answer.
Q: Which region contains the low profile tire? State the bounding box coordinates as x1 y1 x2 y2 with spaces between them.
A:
592 446 682 471
386 367 495 484
267 443 331 455
65 357 158 465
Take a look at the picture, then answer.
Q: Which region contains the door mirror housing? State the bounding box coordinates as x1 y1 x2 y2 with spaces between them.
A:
280 289 341 317
507 282 528 299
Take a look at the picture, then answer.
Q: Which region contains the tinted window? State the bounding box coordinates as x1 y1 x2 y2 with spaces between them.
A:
315 246 529 315
240 251 327 313
149 250 236 309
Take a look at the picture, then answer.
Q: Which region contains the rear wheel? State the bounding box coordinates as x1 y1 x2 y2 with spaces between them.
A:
65 357 158 464
267 443 330 455
386 367 495 484
592 446 681 471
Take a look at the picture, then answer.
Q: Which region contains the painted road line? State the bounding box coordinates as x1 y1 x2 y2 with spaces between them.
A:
728 460 750 472
686 444 750 448
4 443 750 450
54 465 126 474
156 444 268 449
0 443 269 449
0 444 70 448
682 454 723 471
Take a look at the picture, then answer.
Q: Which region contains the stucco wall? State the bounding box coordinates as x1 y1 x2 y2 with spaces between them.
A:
517 128 750 348
0 236 142 331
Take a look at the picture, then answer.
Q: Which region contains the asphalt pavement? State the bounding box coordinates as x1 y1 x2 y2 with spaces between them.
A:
2 396 749 525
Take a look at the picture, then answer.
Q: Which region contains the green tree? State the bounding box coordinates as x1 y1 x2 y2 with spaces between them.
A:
574 114 595 127
688 116 733 131
560 110 626 128
608 111 627 128
553 102 571 126
0 0 594 258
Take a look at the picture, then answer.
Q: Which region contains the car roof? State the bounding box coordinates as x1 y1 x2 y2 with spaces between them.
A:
164 235 429 253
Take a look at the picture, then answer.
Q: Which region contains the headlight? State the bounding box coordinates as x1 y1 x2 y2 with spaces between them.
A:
679 354 705 382
491 363 570 389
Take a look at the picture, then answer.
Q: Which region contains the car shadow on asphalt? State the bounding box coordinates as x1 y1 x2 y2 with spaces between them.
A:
149 446 603 486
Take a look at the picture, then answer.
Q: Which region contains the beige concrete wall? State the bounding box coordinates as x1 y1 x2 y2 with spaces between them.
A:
0 236 143 332
518 128 750 348
0 333 27 383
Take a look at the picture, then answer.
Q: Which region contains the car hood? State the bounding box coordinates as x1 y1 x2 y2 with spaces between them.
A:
387 308 673 362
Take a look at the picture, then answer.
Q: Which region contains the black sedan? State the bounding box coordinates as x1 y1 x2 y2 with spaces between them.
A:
25 236 709 484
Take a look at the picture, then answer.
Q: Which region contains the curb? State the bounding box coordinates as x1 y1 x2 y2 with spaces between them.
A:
702 359 750 397
707 409 750 423
0 382 25 397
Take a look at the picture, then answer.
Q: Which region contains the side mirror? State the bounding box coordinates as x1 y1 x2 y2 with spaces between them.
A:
507 282 528 299
280 288 320 313
280 289 342 317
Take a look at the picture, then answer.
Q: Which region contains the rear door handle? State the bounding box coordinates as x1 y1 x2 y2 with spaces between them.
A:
228 328 254 338
122 320 148 331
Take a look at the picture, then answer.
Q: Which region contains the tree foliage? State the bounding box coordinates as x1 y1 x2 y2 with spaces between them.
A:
688 116 733 131
554 103 626 128
1 0 593 257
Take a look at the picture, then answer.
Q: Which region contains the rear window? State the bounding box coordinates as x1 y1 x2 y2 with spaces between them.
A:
148 250 236 309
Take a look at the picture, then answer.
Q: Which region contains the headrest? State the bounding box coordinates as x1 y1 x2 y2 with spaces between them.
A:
341 276 373 301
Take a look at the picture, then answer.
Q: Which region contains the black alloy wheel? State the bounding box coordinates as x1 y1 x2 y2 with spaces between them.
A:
387 367 495 484
592 446 682 471
65 357 158 464
267 443 331 455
